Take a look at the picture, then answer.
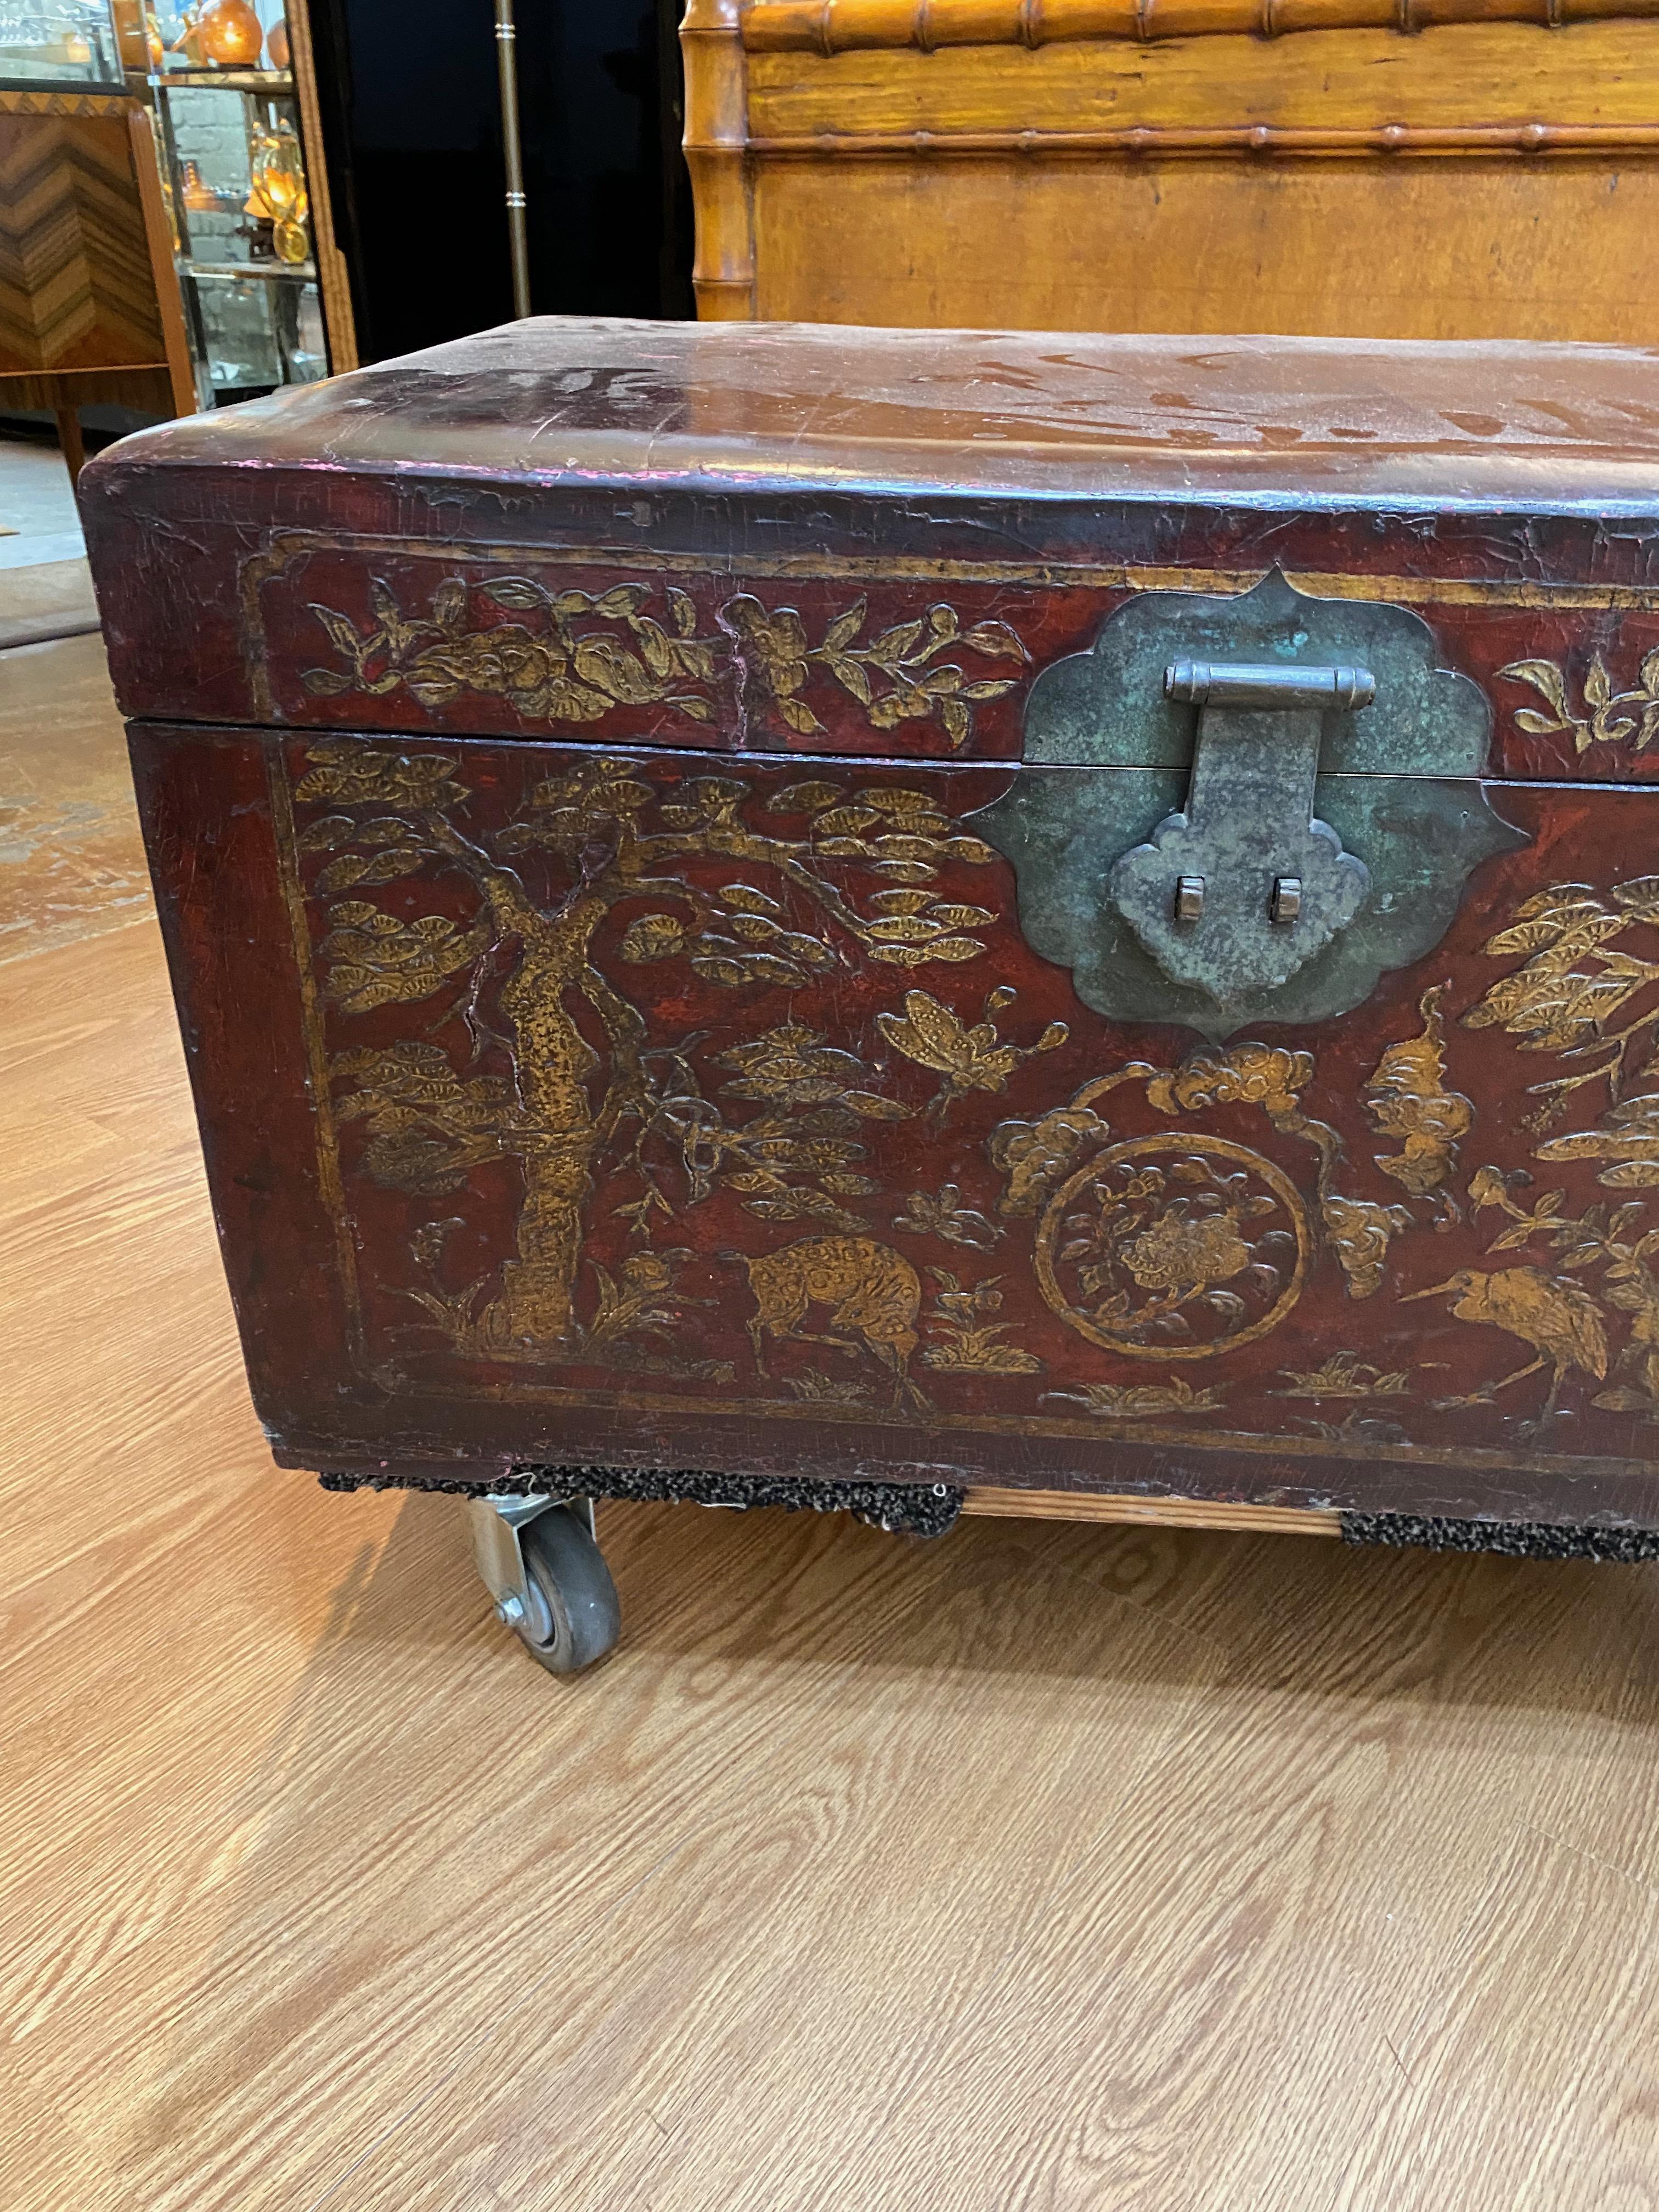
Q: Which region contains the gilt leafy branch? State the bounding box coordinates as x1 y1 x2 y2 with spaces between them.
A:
303 577 719 725
721 592 1029 748
921 1269 1043 1374
334 1043 521 1191
1499 649 1659 756
1462 876 1659 1131
301 577 1031 750
629 1023 908 1238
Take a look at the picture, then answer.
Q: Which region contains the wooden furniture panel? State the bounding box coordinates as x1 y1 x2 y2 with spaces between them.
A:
742 0 1659 47
0 110 163 374
0 103 194 427
684 0 1659 336
752 156 1659 337
744 21 1659 140
121 715 1659 1528
77 319 1659 771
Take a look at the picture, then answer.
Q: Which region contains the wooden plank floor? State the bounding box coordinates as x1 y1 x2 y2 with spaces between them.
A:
0 634 153 962
4 654 1659 2210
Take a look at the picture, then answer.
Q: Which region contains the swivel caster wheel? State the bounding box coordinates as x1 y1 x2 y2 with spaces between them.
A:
467 1493 621 1674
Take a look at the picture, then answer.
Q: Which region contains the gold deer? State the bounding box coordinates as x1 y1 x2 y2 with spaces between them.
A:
741 1235 924 1411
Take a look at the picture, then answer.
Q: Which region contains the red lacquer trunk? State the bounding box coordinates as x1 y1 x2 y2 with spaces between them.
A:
83 320 1659 1539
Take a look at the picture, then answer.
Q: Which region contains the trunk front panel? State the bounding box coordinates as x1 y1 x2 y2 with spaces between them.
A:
130 721 1659 1525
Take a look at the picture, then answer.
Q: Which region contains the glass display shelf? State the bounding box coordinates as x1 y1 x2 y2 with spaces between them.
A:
150 65 289 89
184 256 316 281
0 0 125 87
2 0 349 418
148 6 328 410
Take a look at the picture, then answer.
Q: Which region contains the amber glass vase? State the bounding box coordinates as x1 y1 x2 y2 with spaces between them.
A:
249 120 310 261
198 0 262 65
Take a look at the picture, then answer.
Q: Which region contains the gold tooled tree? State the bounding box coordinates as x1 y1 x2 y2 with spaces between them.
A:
295 742 1009 1356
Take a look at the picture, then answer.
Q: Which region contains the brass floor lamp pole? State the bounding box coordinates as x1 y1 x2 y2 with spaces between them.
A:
494 0 533 318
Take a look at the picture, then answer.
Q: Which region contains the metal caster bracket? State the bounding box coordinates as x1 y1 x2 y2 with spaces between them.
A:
466 1492 619 1673
467 1490 589 1634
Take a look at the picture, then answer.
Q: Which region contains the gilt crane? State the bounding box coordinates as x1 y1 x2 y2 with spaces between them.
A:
1401 1265 1609 1419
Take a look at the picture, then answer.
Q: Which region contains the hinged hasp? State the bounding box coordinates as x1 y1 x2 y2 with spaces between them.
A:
1108 656 1374 1010
973 568 1523 1041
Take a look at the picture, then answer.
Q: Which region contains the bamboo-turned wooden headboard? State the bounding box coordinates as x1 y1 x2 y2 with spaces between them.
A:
740 0 1659 50
682 0 1659 336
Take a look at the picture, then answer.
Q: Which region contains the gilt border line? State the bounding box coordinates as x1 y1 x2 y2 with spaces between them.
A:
238 529 1659 723
375 1373 1655 1488
267 741 368 1359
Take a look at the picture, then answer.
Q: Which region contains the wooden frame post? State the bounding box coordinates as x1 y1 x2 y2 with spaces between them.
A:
681 0 757 319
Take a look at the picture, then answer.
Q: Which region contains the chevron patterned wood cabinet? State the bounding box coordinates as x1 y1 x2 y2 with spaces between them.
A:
0 98 194 454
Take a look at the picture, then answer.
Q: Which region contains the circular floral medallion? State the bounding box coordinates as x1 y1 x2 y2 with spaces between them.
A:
1034 1133 1310 1361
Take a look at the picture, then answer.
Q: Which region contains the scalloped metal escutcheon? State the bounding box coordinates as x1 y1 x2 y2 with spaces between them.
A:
975 570 1528 1042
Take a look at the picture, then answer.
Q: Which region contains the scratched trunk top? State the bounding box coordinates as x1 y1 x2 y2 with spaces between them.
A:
80 318 1659 780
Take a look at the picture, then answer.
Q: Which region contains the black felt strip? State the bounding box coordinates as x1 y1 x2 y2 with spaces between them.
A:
1341 1510 1659 1564
319 1462 966 1538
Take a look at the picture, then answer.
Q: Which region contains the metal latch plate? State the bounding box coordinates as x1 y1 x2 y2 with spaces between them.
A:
973 569 1526 1040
